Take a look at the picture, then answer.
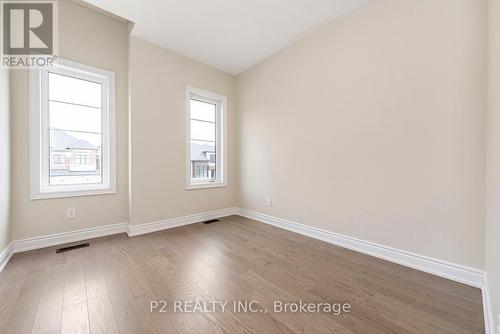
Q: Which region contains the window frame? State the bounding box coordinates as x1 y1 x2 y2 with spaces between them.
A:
30 58 116 199
185 86 227 190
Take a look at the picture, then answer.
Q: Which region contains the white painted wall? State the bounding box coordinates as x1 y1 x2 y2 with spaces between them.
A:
0 69 11 251
236 0 487 269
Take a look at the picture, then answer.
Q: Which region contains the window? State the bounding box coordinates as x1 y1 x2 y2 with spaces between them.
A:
186 86 227 189
30 59 116 199
52 154 65 164
74 152 92 165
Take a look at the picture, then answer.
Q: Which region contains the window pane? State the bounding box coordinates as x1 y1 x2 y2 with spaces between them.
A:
187 91 224 186
190 119 215 142
190 99 215 122
49 101 101 134
49 72 101 108
49 127 102 185
191 140 216 180
48 72 103 187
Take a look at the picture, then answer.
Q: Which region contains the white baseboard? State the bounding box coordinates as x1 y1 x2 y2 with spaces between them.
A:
236 208 484 289
3 207 485 288
238 210 493 334
483 274 496 334
0 208 238 272
12 222 128 253
0 242 13 272
127 207 238 237
0 206 492 332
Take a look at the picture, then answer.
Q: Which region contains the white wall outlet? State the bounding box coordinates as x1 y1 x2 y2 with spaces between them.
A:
66 208 77 219
266 197 273 207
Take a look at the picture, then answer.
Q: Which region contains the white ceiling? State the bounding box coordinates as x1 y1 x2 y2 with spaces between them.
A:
82 0 368 74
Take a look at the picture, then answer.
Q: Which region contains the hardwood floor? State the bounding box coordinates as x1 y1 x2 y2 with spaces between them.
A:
0 215 485 334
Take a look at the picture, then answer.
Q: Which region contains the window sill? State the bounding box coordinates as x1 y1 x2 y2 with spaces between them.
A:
186 182 227 190
30 188 116 200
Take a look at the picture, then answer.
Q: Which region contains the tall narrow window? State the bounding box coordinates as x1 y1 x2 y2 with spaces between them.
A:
30 59 116 199
186 87 226 189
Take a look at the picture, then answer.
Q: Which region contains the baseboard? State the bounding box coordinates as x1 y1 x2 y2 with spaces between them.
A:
0 206 492 332
5 208 484 288
0 242 13 272
236 208 484 288
2 208 238 268
483 274 496 334
127 207 238 237
12 222 128 253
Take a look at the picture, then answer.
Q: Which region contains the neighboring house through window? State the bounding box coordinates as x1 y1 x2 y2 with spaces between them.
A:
186 86 227 189
30 59 116 199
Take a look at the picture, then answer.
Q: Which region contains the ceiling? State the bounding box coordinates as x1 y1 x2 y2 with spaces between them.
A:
81 0 368 74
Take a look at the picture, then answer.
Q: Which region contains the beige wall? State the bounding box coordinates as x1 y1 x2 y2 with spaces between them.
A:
486 0 500 330
129 38 237 226
4 0 492 292
10 0 130 240
236 0 487 269
0 69 11 251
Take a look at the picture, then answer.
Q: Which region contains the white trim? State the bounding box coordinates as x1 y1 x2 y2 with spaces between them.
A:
0 208 236 269
483 274 496 334
30 58 116 200
12 223 127 253
185 86 227 190
0 207 491 332
185 182 228 190
236 208 485 288
30 188 117 200
0 243 13 273
127 207 238 237
1 208 487 288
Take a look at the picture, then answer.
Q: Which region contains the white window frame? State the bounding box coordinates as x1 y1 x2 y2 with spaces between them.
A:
30 58 116 199
186 86 227 190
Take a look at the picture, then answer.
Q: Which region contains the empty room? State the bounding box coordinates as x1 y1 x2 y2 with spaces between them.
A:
0 0 499 333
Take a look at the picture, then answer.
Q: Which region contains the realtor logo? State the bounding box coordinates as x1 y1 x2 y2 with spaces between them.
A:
1 0 58 68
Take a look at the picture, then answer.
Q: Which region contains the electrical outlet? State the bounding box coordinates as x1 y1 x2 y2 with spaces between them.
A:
66 208 77 219
266 197 272 207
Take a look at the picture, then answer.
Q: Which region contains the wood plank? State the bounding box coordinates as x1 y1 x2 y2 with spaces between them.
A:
0 252 34 333
0 217 485 333
60 249 90 334
83 238 120 334
31 251 66 334
3 248 55 334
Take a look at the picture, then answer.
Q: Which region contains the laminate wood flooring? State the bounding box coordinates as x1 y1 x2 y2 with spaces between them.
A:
0 215 485 334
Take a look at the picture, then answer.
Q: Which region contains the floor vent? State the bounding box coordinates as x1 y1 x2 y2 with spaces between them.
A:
56 243 89 253
203 219 220 224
